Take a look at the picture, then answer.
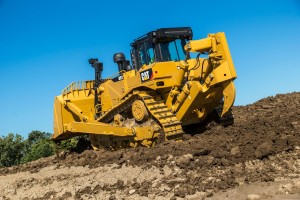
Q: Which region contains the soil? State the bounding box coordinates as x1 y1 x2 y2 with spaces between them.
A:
0 92 300 200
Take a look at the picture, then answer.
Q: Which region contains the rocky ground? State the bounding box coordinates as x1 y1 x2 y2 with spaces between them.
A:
0 92 299 200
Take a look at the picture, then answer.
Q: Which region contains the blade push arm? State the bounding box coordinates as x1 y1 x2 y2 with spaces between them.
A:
172 32 237 121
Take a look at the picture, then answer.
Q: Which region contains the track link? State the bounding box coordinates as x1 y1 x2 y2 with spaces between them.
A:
138 92 184 140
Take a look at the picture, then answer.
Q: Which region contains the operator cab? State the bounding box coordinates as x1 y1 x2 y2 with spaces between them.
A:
130 27 193 70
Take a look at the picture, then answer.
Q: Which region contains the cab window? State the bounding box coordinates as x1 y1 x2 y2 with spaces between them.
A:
138 42 155 66
158 39 187 62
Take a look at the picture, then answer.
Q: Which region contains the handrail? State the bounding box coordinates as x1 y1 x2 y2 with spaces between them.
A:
106 71 126 80
62 80 94 96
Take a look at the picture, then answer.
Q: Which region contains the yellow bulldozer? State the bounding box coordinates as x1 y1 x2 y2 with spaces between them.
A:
52 27 237 149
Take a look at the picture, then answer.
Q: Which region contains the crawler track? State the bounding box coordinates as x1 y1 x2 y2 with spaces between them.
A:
91 90 184 148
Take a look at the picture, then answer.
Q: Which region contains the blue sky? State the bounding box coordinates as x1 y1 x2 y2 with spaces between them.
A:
0 0 299 137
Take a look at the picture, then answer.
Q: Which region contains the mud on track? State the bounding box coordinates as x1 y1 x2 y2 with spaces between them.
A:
1 92 300 199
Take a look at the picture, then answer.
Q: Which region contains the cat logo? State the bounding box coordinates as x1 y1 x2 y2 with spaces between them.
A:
140 69 153 82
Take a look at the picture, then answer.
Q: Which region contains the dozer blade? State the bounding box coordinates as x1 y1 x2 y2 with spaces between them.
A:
221 80 236 116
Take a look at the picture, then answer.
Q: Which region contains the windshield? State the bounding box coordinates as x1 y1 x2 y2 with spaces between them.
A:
134 38 188 69
158 39 186 62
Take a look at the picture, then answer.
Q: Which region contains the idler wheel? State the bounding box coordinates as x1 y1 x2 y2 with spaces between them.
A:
132 100 149 122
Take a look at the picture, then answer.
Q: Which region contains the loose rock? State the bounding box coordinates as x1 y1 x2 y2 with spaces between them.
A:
246 194 260 200
129 189 136 195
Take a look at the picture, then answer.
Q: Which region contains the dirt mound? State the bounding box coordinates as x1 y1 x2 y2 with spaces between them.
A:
1 92 299 199
59 92 300 168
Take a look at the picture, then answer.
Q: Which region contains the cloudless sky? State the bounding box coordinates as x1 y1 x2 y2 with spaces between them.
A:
0 0 299 137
